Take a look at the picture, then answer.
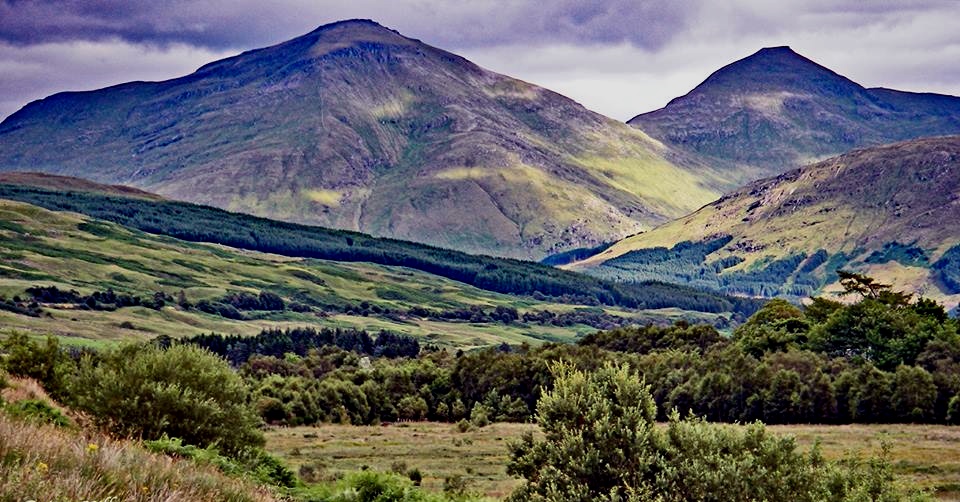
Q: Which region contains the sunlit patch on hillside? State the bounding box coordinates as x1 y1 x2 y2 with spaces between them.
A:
304 188 343 207
431 163 645 244
370 90 415 120
483 78 541 100
741 92 802 118
575 153 720 217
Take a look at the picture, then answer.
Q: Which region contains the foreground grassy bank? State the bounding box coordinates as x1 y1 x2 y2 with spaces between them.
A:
0 386 276 501
266 422 960 500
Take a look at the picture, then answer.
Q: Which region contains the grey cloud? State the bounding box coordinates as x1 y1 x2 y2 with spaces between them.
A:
2 0 960 122
0 39 230 119
0 0 696 50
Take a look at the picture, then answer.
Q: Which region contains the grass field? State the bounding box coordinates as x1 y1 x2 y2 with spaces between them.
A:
0 198 722 349
266 422 960 500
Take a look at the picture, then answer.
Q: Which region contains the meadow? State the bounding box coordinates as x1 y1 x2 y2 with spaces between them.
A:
266 422 960 500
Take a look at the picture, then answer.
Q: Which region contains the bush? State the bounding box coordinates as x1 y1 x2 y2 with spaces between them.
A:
507 362 931 502
68 344 263 456
469 403 490 428
0 333 73 399
408 468 423 486
3 398 71 428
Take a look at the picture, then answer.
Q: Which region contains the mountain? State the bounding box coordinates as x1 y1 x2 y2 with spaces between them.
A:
629 46 960 178
569 136 960 309
0 19 727 260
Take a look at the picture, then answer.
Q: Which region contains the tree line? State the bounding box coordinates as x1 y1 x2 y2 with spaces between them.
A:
138 272 959 427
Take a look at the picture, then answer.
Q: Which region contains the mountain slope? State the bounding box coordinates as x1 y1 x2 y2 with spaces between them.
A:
571 136 960 308
629 46 960 177
0 19 725 260
0 179 759 316
0 196 731 349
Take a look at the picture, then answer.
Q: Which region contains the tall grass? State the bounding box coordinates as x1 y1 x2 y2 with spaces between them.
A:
0 413 277 501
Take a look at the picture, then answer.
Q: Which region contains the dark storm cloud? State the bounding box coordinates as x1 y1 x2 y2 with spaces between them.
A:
0 0 693 50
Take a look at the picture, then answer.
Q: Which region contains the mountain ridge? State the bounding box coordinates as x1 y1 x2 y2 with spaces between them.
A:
629 46 960 175
0 19 727 260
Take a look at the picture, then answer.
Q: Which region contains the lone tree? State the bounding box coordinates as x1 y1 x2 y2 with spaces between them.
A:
507 362 927 502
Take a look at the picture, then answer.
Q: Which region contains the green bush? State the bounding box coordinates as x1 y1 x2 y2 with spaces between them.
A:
144 435 296 487
507 362 931 502
469 403 490 428
68 344 263 456
0 333 73 399
3 398 71 427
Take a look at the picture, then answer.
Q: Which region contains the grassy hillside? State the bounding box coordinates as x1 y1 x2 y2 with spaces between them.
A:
571 136 960 308
0 377 275 501
0 171 163 200
0 196 734 349
0 20 728 260
630 46 960 178
0 182 757 316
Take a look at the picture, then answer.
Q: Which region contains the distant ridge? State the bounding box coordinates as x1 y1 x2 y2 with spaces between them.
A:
572 135 960 308
0 172 162 200
630 46 960 176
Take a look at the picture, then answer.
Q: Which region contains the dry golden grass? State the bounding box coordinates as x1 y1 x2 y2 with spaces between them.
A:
267 422 960 500
0 413 277 501
769 424 960 501
267 422 533 498
1 376 51 404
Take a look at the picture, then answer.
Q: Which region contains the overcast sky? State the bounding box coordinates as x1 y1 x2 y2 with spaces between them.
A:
2 0 959 121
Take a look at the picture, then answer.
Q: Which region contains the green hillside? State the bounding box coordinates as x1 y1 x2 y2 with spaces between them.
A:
0 182 757 315
571 136 960 309
0 20 728 260
0 184 752 348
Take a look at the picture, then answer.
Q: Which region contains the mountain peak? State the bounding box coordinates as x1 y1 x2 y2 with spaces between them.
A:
312 18 385 31
629 44 960 174
295 18 418 50
305 18 407 40
695 45 855 93
194 18 420 75
753 45 799 57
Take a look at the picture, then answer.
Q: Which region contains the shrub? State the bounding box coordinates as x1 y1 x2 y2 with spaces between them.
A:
68 344 263 456
469 403 490 428
0 333 73 399
299 470 461 501
507 362 931 502
408 468 423 486
3 398 71 428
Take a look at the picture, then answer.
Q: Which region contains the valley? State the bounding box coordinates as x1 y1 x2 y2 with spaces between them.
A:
0 8 959 502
